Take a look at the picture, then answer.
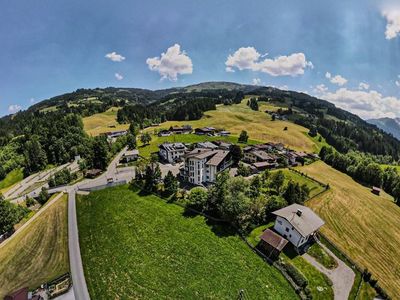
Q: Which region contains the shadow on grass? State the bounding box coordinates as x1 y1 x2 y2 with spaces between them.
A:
283 243 300 260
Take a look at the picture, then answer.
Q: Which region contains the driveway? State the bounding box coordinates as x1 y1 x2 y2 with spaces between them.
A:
302 242 355 300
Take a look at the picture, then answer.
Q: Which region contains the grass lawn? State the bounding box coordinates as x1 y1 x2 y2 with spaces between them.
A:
298 161 400 298
307 243 337 269
137 133 261 158
83 107 129 136
77 185 298 299
145 99 317 152
276 169 326 198
0 194 69 298
0 168 24 194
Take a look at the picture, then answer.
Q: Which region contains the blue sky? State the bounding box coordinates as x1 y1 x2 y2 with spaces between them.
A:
1 0 400 119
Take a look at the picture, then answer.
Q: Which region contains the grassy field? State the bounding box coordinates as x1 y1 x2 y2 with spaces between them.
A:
276 169 326 198
83 107 129 136
137 133 261 158
0 194 69 297
146 99 317 152
77 185 298 299
298 161 400 298
0 168 24 194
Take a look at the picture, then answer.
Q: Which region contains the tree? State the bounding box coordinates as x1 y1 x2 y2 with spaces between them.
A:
269 171 285 194
238 130 249 143
308 125 318 137
230 145 243 165
0 200 27 233
186 187 208 211
163 171 178 197
26 197 35 207
37 187 50 205
140 132 152 145
127 133 137 150
91 136 109 170
237 163 251 177
144 163 161 192
249 176 262 199
24 136 47 174
129 123 138 135
283 180 298 205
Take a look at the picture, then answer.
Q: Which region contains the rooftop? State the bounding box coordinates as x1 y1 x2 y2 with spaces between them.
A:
273 204 325 237
206 150 230 166
160 142 186 151
260 229 288 251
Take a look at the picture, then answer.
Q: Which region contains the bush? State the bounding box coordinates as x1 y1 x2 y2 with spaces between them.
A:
26 197 35 207
282 262 308 288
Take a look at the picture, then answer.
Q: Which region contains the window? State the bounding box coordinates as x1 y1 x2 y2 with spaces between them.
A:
285 227 290 232
277 220 282 225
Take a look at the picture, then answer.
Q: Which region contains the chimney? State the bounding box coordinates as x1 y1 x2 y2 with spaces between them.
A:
296 209 303 217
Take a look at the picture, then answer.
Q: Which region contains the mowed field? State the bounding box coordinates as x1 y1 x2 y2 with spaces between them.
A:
83 107 129 136
0 168 24 194
77 186 298 299
148 99 317 152
298 161 400 297
0 194 69 297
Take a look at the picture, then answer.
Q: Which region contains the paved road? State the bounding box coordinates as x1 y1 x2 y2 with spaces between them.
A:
303 242 355 300
68 189 90 300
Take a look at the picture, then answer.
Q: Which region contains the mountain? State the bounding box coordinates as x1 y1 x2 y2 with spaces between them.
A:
367 117 400 141
3 81 400 159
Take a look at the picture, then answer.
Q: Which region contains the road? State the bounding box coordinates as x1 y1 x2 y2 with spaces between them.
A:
68 189 90 300
58 148 134 300
7 161 79 204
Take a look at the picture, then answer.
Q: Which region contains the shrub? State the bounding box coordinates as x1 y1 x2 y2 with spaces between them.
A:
282 262 308 288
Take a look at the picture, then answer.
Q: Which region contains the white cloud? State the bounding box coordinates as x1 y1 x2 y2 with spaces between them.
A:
325 72 348 86
383 10 400 40
105 52 126 62
225 66 235 72
115 73 123 80
225 47 313 76
316 87 400 119
313 84 328 94
252 78 262 85
395 75 400 87
8 104 22 113
29 98 35 103
146 44 193 81
358 82 370 90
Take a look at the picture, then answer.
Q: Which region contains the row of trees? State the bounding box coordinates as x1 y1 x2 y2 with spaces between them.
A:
186 170 310 231
320 146 400 203
48 169 78 188
0 194 29 234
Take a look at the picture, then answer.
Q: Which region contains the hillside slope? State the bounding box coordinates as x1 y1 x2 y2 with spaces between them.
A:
299 161 400 298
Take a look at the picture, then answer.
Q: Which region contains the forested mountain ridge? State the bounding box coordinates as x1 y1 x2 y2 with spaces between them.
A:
2 81 400 182
367 117 400 140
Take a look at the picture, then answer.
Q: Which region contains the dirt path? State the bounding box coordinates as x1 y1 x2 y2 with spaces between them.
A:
303 243 355 300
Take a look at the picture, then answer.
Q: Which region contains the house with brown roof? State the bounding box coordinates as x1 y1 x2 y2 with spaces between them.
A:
180 148 232 185
272 204 324 250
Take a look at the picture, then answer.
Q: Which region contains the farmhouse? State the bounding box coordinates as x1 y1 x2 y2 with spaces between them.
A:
194 127 215 135
169 125 192 134
158 130 171 137
103 130 127 139
272 204 324 250
120 149 139 163
159 142 187 163
181 148 232 185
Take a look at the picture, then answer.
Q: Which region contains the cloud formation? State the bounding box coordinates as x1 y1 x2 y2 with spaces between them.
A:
383 10 400 40
105 52 126 62
146 44 193 81
8 104 21 113
358 82 370 90
315 87 400 119
325 72 348 86
225 47 313 76
252 78 262 85
115 73 123 80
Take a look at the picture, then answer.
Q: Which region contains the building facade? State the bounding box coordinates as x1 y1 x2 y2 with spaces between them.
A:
159 143 187 163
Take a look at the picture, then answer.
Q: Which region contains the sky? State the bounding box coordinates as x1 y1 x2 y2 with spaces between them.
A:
2 0 400 119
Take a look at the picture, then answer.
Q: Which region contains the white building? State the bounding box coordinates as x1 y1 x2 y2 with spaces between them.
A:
181 148 232 185
159 143 187 163
272 204 324 249
120 149 139 163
